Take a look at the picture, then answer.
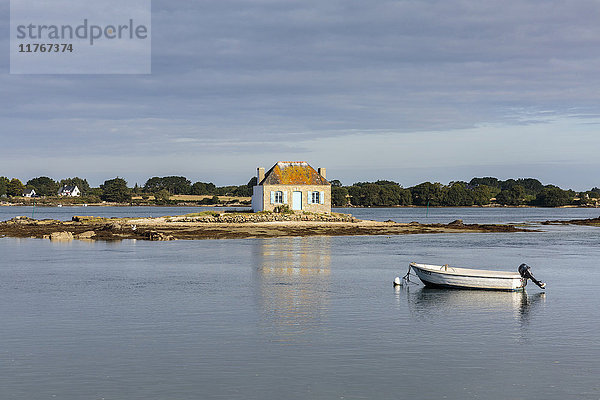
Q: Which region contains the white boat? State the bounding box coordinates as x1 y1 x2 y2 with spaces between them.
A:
399 262 545 291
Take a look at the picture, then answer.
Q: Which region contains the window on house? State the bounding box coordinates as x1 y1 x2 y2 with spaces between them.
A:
311 191 320 204
274 191 283 204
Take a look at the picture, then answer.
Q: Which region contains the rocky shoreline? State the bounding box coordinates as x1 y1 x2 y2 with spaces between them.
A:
540 216 600 226
0 211 533 241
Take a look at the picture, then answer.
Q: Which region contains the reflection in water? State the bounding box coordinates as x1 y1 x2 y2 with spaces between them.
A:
399 286 546 329
254 237 331 341
515 291 546 342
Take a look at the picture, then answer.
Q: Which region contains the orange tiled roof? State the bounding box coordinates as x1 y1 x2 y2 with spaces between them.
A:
261 162 329 185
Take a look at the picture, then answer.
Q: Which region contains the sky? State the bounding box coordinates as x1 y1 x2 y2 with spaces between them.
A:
1 0 600 190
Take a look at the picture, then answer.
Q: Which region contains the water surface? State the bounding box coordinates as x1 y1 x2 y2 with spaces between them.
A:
1 208 599 399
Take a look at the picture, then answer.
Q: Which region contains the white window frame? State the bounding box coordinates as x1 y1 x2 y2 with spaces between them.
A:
311 191 320 204
274 191 283 204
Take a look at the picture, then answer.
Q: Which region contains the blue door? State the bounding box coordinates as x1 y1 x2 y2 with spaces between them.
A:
292 191 302 210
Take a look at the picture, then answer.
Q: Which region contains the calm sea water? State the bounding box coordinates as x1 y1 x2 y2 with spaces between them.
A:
1 207 599 399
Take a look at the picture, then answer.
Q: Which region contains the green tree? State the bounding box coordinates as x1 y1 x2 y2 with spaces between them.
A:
154 189 171 203
100 177 131 203
410 182 444 206
87 187 103 198
27 176 59 196
132 183 142 195
166 176 192 194
346 185 363 206
378 185 398 206
7 178 25 197
516 178 543 195
471 185 498 206
397 188 412 206
143 176 192 194
346 181 411 206
374 180 400 186
330 179 342 187
331 186 349 206
495 185 525 206
534 186 573 207
469 177 501 189
143 177 162 193
59 177 91 195
576 192 595 205
444 182 474 206
199 195 220 205
0 176 9 197
232 185 252 197
500 179 519 191
379 184 411 206
357 183 381 206
230 177 257 197
215 186 238 196
190 181 217 195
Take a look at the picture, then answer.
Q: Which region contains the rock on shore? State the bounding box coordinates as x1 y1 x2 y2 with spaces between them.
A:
540 216 600 226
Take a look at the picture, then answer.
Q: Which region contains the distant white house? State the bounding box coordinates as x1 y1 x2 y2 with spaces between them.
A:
22 189 36 197
58 185 81 197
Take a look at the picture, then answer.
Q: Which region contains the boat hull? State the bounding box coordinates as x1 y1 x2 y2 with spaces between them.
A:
410 263 526 291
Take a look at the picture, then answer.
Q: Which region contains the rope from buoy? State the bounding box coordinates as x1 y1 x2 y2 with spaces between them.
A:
394 264 418 286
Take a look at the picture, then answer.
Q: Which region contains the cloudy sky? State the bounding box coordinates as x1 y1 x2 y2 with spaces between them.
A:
2 0 600 189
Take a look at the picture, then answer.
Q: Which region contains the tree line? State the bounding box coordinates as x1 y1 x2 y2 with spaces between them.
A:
330 178 600 208
0 175 257 205
141 176 256 197
0 176 91 197
1 174 599 207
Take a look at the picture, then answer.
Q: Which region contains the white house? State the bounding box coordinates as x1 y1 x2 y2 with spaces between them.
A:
22 189 36 197
58 185 81 197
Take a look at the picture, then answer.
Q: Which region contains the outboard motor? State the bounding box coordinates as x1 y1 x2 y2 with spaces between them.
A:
518 263 546 289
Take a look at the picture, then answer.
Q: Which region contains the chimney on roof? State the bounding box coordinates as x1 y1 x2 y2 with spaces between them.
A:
318 168 326 179
257 167 265 184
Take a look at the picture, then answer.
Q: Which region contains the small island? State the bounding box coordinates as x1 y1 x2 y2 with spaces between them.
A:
0 211 531 241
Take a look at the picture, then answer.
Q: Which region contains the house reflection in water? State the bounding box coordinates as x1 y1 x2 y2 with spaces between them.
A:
254 237 331 340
